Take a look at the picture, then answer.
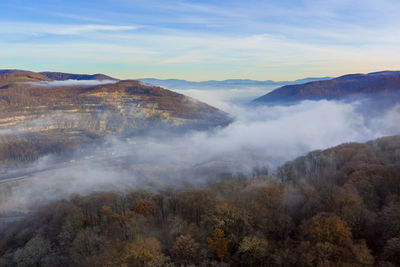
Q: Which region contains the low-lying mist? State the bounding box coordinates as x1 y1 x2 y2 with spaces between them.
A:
173 86 278 108
1 86 400 214
33 79 118 87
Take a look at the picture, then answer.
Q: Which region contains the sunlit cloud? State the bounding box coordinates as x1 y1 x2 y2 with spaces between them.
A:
0 22 138 36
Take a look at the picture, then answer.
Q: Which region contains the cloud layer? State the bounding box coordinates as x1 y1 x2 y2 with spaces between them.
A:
2 96 400 213
33 79 118 86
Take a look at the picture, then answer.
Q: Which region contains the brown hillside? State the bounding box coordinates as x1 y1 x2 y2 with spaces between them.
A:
0 70 231 163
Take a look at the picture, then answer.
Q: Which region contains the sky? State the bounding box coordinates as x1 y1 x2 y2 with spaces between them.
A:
1 0 400 81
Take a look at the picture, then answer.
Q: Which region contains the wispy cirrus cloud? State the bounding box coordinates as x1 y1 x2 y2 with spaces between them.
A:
0 22 138 36
50 24 138 35
1 30 400 81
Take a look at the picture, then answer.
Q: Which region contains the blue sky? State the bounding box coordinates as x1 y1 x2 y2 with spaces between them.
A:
1 0 400 80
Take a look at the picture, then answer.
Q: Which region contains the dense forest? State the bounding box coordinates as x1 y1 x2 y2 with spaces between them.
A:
1 135 400 266
0 130 100 165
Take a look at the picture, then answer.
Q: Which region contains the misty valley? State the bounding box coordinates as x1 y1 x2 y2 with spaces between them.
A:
1 70 400 266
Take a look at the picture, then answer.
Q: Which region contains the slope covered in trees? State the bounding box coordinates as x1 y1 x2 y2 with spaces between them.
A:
1 135 400 266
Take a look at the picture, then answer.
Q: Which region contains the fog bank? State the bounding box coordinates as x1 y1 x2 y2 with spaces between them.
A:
33 79 118 87
1 89 400 213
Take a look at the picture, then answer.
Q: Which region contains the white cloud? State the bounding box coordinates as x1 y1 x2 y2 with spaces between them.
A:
1 27 400 81
2 96 400 212
33 79 118 87
0 22 138 36
51 24 137 35
172 87 277 109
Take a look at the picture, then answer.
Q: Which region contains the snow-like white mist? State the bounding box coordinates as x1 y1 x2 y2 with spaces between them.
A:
33 79 118 87
173 86 277 109
1 87 400 214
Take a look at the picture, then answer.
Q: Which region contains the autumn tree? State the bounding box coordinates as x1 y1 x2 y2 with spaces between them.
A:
13 236 51 267
207 228 229 261
70 228 101 266
171 234 199 264
175 189 215 225
131 199 155 216
299 213 374 265
238 235 269 266
300 213 353 246
202 202 250 246
122 235 168 267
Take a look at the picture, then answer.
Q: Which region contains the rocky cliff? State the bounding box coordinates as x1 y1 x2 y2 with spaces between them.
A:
0 70 231 163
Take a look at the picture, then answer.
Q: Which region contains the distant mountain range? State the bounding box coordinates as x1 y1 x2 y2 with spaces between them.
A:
39 71 117 81
253 71 400 104
0 70 117 83
138 77 331 90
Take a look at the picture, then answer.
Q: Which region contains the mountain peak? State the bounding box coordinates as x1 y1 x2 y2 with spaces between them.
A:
0 70 51 84
39 71 117 81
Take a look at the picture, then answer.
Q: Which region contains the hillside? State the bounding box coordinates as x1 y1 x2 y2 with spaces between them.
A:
0 70 231 163
1 135 399 266
0 70 51 85
253 71 400 104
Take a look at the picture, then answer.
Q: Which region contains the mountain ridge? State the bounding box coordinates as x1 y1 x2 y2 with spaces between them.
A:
39 71 117 81
253 70 400 104
138 77 331 90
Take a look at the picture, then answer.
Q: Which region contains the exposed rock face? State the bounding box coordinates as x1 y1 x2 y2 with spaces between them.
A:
0 70 231 163
253 71 400 105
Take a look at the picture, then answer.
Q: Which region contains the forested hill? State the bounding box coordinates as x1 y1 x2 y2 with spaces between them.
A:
1 135 400 266
253 71 400 105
